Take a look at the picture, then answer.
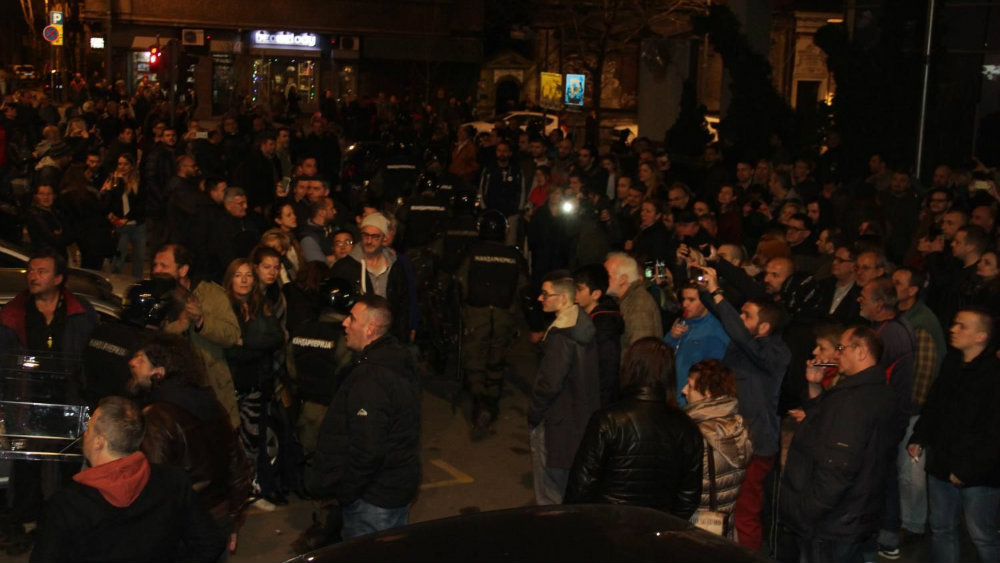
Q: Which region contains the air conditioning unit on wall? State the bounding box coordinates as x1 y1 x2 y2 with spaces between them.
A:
339 36 360 51
182 29 205 47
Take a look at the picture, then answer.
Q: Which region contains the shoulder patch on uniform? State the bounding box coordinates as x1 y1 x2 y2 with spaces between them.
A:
356 408 368 417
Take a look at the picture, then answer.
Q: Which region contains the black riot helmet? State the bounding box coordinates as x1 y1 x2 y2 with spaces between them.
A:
318 276 357 315
477 209 508 241
122 276 178 327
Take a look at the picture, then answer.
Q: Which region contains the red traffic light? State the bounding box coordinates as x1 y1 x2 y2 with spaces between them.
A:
149 47 160 65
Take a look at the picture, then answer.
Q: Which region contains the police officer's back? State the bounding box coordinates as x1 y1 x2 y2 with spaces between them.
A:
288 277 355 454
439 191 481 274
457 210 528 433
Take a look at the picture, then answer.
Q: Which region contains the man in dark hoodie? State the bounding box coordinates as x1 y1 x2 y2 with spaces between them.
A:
306 295 421 539
528 270 601 505
30 396 224 563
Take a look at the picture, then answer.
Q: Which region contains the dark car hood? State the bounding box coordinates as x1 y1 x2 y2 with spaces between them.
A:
285 504 771 562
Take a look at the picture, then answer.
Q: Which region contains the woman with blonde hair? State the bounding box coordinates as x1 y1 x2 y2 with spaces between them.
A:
100 152 146 277
261 228 302 286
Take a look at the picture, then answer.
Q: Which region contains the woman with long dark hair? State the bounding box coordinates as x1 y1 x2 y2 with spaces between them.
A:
564 337 704 517
223 258 286 506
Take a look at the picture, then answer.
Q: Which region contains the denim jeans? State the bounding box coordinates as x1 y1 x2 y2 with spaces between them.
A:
113 222 146 279
340 498 408 540
796 535 866 563
529 424 568 505
928 474 1000 563
897 415 927 534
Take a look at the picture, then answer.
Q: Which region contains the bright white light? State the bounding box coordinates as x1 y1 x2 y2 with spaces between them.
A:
90 37 105 49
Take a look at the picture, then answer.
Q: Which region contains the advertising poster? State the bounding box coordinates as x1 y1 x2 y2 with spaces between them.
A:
564 74 585 107
540 72 562 110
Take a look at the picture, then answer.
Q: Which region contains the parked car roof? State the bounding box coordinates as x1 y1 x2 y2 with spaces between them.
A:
286 504 770 562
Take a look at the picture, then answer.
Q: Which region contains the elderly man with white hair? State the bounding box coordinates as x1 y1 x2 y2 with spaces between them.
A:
603 252 663 349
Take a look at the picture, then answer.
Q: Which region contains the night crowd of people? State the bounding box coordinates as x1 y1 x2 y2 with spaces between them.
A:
0 72 999 563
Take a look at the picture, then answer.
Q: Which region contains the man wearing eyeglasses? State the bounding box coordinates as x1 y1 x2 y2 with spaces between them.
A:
857 278 917 559
817 244 862 325
780 326 896 563
330 212 411 344
527 270 599 505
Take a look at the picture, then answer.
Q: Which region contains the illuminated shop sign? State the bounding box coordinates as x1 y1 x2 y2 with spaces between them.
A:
252 30 319 50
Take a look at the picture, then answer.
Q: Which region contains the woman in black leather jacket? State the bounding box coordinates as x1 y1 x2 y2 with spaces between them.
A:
564 337 704 518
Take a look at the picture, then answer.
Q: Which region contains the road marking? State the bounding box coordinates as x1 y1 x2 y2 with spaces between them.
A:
420 458 474 490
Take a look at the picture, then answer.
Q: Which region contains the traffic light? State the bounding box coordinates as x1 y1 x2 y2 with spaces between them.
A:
149 47 160 68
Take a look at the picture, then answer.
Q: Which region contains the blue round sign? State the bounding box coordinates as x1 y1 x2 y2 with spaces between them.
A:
43 25 59 42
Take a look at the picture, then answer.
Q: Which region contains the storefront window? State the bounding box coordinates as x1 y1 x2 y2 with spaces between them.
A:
130 51 158 87
212 54 235 115
250 57 318 113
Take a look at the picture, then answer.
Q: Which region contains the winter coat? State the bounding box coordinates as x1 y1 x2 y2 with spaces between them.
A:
0 288 97 358
306 334 421 508
141 378 251 528
225 300 284 393
527 305 601 469
564 384 704 519
780 365 896 542
24 205 68 255
30 457 224 563
685 395 751 518
589 297 624 407
618 280 664 349
910 347 1000 487
163 280 241 429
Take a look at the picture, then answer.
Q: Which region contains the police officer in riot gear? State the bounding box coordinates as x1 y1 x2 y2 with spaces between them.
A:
438 191 481 274
81 276 178 407
287 276 356 456
395 173 449 253
456 210 528 435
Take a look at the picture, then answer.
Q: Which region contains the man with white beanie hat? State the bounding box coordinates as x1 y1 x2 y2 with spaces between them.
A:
330 212 412 342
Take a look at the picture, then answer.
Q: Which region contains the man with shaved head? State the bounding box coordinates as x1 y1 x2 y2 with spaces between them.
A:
306 295 421 539
909 309 1000 563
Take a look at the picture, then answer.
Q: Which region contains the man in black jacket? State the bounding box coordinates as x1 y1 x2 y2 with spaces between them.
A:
908 309 1000 563
573 264 624 407
31 396 224 563
306 296 421 539
528 271 600 505
780 326 896 563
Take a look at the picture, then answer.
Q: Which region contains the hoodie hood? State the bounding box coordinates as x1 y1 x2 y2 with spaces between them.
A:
348 244 398 294
73 451 151 508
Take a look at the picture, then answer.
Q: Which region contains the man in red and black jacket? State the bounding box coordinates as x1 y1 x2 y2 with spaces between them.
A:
0 248 98 546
